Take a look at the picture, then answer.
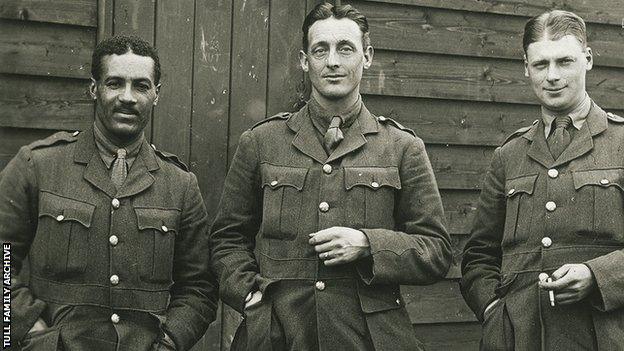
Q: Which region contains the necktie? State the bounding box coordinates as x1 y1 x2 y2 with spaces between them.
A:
111 148 128 189
547 116 572 159
323 116 344 153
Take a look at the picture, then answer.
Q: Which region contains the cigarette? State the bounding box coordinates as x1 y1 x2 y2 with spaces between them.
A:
547 277 555 306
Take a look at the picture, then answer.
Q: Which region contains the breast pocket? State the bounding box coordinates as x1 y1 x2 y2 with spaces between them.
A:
344 167 401 229
135 207 180 282
260 164 308 240
504 174 537 243
573 168 624 241
37 191 95 277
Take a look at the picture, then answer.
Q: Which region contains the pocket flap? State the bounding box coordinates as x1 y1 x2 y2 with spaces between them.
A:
358 283 402 313
135 207 180 234
260 163 308 190
505 174 538 197
573 168 624 191
344 167 401 190
39 191 95 228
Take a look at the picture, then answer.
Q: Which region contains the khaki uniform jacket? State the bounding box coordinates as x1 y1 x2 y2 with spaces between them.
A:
461 103 624 350
0 128 217 350
210 103 452 350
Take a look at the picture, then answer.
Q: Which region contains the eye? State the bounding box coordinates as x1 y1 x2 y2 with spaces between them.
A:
312 47 327 58
339 45 354 54
106 81 121 89
135 83 150 92
532 62 547 69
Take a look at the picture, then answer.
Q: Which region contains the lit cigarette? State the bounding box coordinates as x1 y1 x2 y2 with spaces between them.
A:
547 277 555 306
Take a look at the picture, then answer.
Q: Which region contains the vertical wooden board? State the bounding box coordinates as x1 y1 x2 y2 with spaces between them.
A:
97 0 114 42
266 0 307 115
227 0 270 161
0 127 59 171
113 0 155 43
152 0 194 162
413 322 481 351
190 0 232 220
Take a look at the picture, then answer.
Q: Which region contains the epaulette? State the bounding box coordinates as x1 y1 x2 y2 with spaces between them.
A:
606 112 624 123
502 120 538 144
29 131 80 150
377 115 416 137
150 144 189 171
250 112 291 130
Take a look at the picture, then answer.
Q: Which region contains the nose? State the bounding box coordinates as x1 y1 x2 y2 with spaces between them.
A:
546 63 560 83
118 84 137 104
325 48 340 68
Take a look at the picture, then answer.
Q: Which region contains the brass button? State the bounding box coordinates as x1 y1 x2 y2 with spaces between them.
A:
541 237 552 248
371 181 380 189
508 189 515 195
395 298 401 305
548 169 559 178
315 281 325 291
270 180 278 186
545 201 556 212
600 179 610 185
56 215 64 222
161 225 168 233
109 235 118 246
111 313 120 324
110 275 119 285
111 198 120 209
319 202 329 212
322 164 332 174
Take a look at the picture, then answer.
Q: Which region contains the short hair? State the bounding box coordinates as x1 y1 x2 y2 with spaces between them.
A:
523 10 587 54
302 2 371 52
91 35 161 84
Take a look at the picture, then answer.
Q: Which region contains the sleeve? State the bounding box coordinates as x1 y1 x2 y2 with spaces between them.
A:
0 147 47 341
162 172 219 351
208 131 264 313
459 147 506 321
585 250 624 312
355 136 452 286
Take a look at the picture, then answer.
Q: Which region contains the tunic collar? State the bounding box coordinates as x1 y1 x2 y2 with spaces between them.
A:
542 92 591 138
93 123 144 170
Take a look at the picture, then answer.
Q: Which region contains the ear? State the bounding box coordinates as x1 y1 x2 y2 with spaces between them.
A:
523 54 529 78
299 50 309 73
154 83 161 106
89 78 98 100
584 47 593 71
363 46 374 70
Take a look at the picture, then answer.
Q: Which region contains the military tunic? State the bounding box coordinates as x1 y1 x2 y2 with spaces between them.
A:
461 103 624 350
210 103 452 350
1 128 217 350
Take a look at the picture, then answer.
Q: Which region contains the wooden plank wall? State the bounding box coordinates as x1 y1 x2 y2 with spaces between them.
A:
2 0 624 350
347 0 624 349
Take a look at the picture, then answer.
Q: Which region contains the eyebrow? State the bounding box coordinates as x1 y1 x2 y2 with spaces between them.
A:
105 76 153 84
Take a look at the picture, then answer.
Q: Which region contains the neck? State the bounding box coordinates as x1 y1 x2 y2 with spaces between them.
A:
311 89 360 116
542 91 588 117
94 118 141 148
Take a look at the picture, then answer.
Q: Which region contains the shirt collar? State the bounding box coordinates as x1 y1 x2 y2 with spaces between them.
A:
93 123 144 169
542 92 591 138
307 95 363 135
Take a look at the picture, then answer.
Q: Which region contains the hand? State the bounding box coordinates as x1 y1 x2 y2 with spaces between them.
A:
483 298 500 319
308 227 370 266
538 264 596 305
27 318 48 334
244 290 263 309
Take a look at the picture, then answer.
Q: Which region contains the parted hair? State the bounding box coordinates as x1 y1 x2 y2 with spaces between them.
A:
523 10 587 54
302 2 371 51
91 35 162 84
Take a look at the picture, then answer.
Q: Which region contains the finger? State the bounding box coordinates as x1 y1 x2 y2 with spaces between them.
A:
309 231 334 245
551 264 572 281
539 274 574 291
313 241 338 253
323 257 344 266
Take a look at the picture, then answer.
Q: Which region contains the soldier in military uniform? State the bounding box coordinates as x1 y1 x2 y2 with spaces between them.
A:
461 10 624 350
210 3 451 350
1 35 217 350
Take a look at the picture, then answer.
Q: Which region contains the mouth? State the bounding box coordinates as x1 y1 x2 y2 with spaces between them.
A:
543 86 566 94
113 109 138 117
323 74 346 80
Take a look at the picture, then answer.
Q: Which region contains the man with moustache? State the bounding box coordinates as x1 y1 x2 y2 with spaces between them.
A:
210 3 451 350
461 10 624 350
0 35 217 350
